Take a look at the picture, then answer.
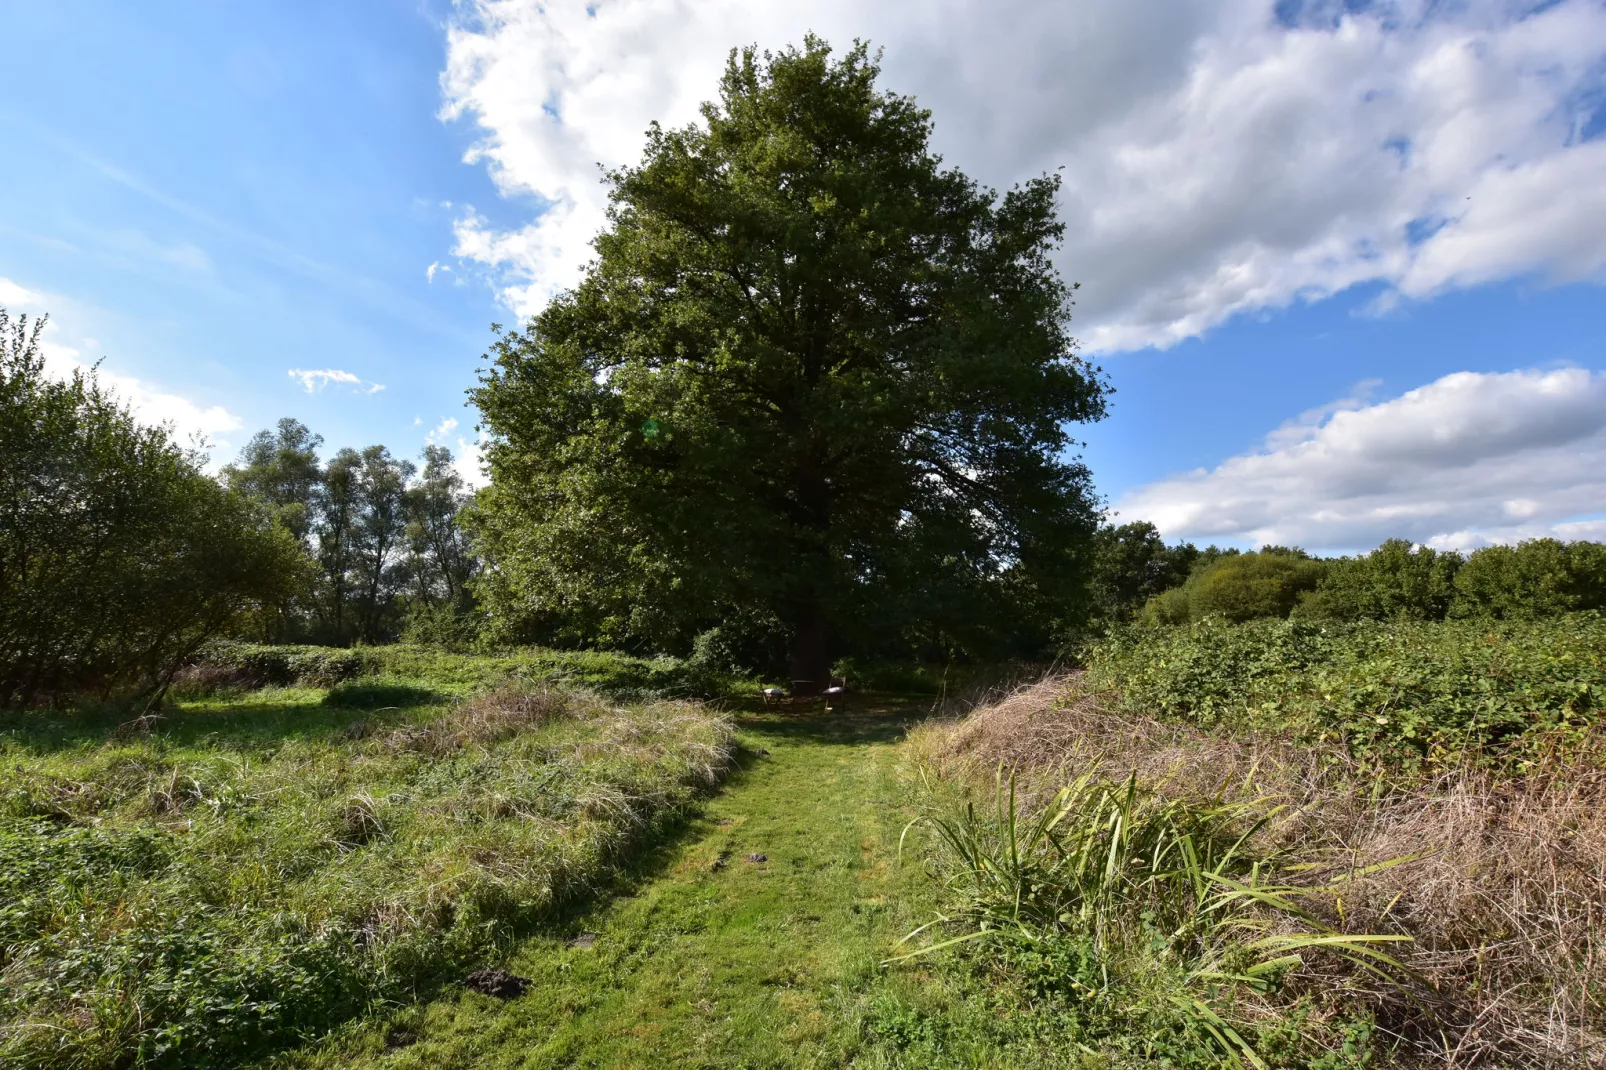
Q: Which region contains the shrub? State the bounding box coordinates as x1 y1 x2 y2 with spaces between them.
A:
1297 538 1460 621
1449 538 1606 619
1086 614 1606 769
186 641 733 701
1141 548 1326 625
0 309 308 709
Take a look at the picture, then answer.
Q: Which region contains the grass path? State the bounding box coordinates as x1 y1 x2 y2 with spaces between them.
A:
272 701 992 1070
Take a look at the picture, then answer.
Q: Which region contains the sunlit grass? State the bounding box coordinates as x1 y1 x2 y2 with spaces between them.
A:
0 678 733 1069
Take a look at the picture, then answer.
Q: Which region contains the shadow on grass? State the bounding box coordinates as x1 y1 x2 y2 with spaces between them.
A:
0 696 429 754
322 680 447 710
729 695 934 747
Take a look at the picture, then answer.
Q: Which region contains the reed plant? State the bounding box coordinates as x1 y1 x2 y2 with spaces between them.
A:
898 767 1415 1067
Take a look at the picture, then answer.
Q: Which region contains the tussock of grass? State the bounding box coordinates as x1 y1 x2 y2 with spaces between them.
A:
0 679 734 1069
908 676 1606 1067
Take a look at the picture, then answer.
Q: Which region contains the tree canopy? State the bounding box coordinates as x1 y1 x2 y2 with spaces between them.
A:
468 38 1107 681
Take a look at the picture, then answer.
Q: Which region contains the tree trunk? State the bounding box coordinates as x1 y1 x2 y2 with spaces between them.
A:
786 601 828 694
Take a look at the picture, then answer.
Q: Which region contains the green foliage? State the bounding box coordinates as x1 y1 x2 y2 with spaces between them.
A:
1449 538 1606 619
1143 547 1326 625
900 772 1404 1067
1087 614 1606 768
0 675 734 1068
0 307 308 709
467 38 1106 680
222 418 325 546
225 424 479 646
1296 539 1460 621
399 601 484 652
1090 521 1200 624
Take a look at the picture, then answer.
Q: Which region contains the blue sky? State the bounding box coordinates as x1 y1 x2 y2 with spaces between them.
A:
2 0 1604 553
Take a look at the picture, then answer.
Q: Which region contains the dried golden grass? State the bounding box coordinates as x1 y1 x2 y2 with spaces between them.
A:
912 674 1606 1068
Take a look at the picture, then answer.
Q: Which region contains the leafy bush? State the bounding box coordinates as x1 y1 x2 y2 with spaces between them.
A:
0 309 307 709
1141 548 1326 625
1086 614 1606 768
1449 538 1606 619
1296 538 1459 621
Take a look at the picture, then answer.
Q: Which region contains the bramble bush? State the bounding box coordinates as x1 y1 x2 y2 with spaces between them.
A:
1085 613 1606 768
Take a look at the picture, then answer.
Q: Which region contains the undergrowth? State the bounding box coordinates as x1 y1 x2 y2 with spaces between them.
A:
1083 613 1605 770
905 675 1606 1067
898 768 1411 1068
0 677 734 1068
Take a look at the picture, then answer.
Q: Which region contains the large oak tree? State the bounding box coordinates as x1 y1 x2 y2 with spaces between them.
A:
469 38 1107 683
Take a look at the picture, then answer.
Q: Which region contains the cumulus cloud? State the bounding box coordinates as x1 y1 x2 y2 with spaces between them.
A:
2 276 242 447
452 435 488 489
439 0 1606 351
426 416 459 443
1114 368 1606 552
287 368 385 394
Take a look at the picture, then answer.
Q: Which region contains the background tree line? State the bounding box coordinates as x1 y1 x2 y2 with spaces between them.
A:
1091 520 1606 628
222 418 477 647
0 304 478 709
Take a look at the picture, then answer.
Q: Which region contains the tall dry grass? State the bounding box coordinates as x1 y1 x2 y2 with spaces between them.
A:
908 675 1606 1067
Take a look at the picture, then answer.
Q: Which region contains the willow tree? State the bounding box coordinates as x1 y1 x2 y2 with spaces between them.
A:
469 38 1106 683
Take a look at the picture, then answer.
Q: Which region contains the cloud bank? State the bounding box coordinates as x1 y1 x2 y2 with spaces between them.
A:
1114 368 1606 552
439 0 1606 352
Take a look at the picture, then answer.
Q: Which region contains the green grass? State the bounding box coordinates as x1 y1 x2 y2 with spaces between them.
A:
266 702 939 1068
0 676 733 1068
897 770 1407 1068
5 645 1441 1069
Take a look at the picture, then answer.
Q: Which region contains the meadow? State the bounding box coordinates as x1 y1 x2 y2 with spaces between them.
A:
0 667 733 1068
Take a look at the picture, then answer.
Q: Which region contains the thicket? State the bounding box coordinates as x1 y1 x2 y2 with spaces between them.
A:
1089 527 1606 630
1084 614 1606 769
182 640 739 701
0 679 734 1068
0 310 305 710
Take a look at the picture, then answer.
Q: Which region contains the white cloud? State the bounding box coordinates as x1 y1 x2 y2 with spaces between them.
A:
2 276 242 448
426 416 459 444
287 367 386 394
440 0 1606 351
1114 368 1606 552
453 434 488 489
